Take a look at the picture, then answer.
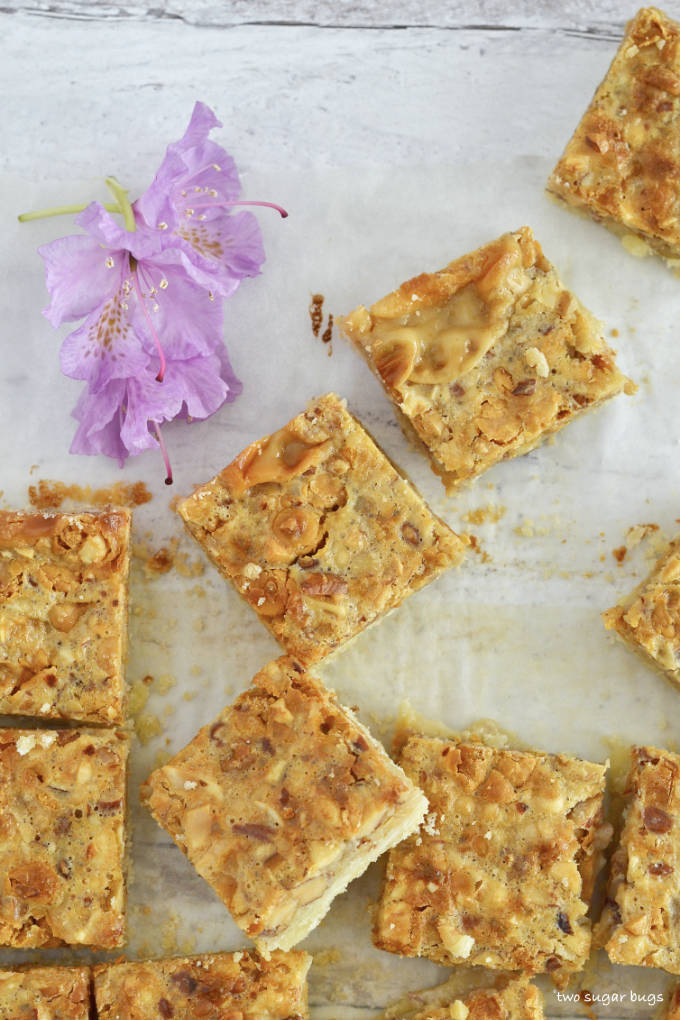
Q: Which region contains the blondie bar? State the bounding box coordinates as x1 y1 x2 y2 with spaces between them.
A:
141 657 427 954
381 973 544 1020
94 949 310 1020
597 745 680 972
374 735 610 981
341 228 633 490
548 8 680 263
0 966 90 1020
0 727 128 948
177 393 465 664
603 534 680 689
0 510 131 724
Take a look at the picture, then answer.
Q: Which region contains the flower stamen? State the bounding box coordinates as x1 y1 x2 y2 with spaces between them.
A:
190 199 288 218
153 422 173 485
131 267 167 382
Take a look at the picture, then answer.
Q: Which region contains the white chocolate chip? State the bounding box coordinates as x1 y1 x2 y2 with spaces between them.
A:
242 562 262 580
183 780 198 790
39 733 56 749
16 735 36 756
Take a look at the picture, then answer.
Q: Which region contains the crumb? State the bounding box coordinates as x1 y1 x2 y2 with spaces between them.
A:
462 505 506 525
157 675 176 695
135 713 163 745
613 546 627 563
28 479 151 509
128 680 151 717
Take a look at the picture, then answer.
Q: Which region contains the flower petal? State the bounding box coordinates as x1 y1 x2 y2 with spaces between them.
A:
60 294 152 391
120 352 233 454
39 234 124 327
70 379 129 464
173 210 265 284
131 259 224 362
135 102 241 232
76 202 163 261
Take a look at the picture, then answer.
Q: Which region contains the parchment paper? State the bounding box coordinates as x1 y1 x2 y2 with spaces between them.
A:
1 158 679 1017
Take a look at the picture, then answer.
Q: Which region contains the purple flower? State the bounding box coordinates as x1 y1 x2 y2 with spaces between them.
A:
32 101 285 479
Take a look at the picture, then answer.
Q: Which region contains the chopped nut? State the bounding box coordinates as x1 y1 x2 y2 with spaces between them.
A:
524 346 549 377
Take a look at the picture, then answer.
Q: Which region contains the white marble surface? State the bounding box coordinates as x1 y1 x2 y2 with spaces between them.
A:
3 2 680 1017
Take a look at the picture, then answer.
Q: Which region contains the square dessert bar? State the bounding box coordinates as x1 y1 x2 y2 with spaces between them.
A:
341 227 633 491
177 393 465 664
0 509 131 724
0 966 90 1020
603 534 680 689
0 727 128 948
141 657 428 954
597 745 680 972
374 736 610 981
548 8 680 263
94 949 311 1020
381 974 544 1020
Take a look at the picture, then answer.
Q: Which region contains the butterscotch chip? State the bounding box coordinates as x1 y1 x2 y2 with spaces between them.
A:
603 534 680 688
0 728 128 948
0 965 90 1019
374 736 610 981
177 393 465 663
141 657 427 954
0 510 131 724
380 973 544 1020
596 745 680 972
341 228 633 491
548 8 680 263
93 949 310 1020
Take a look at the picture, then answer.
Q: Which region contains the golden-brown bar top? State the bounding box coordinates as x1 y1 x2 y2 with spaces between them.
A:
603 534 680 690
341 228 633 491
381 973 545 1020
0 509 131 724
94 950 311 1020
548 8 680 262
177 393 465 664
597 745 680 972
141 657 427 954
0 727 128 948
374 735 611 982
0 966 90 1020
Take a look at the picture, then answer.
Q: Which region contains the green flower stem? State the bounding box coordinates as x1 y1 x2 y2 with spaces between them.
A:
105 177 136 232
18 202 122 223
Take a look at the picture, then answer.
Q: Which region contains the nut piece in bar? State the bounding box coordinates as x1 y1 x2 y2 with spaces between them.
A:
0 510 131 724
548 8 680 264
341 227 634 491
380 973 545 1020
177 393 465 664
603 534 680 690
141 657 428 954
374 735 610 983
94 949 310 1020
0 728 128 948
596 745 680 972
0 965 90 1020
